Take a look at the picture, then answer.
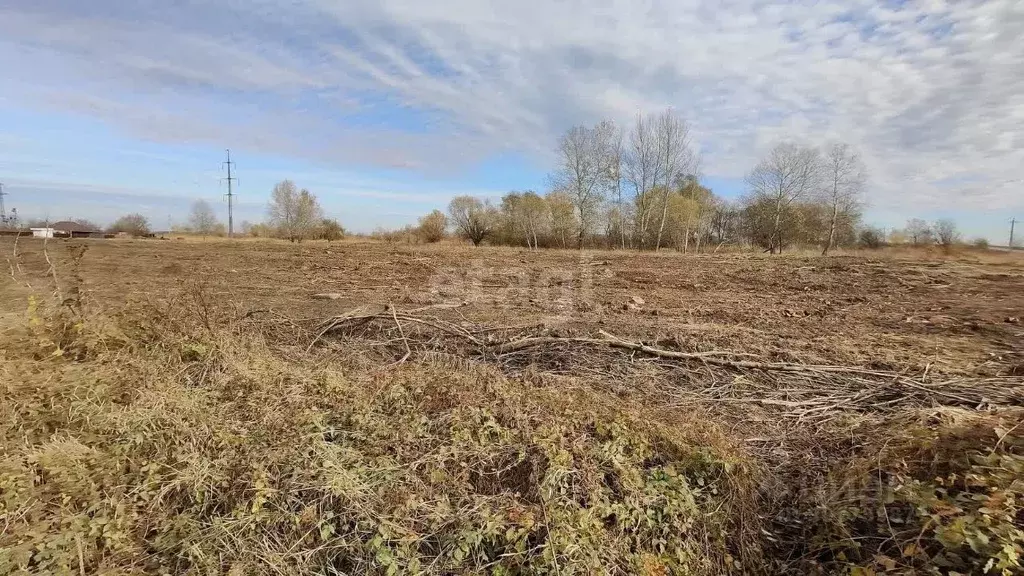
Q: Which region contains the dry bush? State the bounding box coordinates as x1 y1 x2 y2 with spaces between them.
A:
372 225 420 245
0 290 759 575
859 227 886 249
417 210 448 243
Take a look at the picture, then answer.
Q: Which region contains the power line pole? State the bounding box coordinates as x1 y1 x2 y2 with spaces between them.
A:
222 150 237 238
0 182 7 224
1010 218 1018 249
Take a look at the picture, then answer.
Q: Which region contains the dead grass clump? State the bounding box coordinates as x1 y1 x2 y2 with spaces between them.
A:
0 291 758 575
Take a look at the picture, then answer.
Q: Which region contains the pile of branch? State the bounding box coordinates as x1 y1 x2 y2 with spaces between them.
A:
310 306 1024 420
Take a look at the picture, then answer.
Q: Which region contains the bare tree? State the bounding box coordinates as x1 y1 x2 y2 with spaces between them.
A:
745 143 822 254
549 121 616 248
72 218 101 231
677 176 713 253
624 113 663 248
501 191 547 249
652 110 697 251
499 192 528 248
821 143 866 255
448 196 496 246
188 200 220 238
934 218 960 247
622 110 697 250
107 214 151 236
269 180 299 241
546 190 577 248
905 218 933 246
605 124 626 249
519 192 548 250
269 180 323 242
709 199 741 248
295 189 324 241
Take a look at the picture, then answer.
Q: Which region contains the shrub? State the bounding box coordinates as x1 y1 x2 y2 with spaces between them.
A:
858 227 885 249
107 213 151 236
417 210 448 243
319 218 346 242
811 413 1024 575
372 225 418 244
972 237 990 249
0 292 756 575
935 218 961 247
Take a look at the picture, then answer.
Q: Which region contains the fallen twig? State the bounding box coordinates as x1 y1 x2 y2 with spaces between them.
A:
310 307 1024 417
390 303 412 364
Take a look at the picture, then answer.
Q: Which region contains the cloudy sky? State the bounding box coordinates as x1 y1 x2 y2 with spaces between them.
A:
0 0 1021 239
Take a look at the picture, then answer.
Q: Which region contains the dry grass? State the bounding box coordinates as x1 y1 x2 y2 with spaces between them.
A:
1 238 1022 575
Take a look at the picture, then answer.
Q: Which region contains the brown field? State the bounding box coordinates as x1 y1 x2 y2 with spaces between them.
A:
13 237 1024 374
2 237 1023 575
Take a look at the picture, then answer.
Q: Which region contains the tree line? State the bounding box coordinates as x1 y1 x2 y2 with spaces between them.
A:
404 110 870 253
375 111 986 253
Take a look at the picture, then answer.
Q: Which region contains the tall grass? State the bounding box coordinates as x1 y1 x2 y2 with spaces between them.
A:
1 290 758 575
1 280 1020 575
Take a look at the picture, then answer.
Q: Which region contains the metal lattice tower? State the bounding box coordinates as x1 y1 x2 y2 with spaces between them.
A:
223 150 237 238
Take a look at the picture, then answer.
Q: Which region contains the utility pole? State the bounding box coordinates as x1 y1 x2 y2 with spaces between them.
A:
0 182 7 224
1011 218 1018 249
222 150 237 238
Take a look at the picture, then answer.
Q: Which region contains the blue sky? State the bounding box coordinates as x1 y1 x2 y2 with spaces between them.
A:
1 0 1021 240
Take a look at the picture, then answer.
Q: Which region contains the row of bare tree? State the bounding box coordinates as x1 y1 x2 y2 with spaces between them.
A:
432 110 869 253
547 112 703 251
746 142 865 254
896 218 963 247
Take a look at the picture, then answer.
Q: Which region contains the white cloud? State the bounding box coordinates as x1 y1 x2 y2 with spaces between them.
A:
1 0 1022 214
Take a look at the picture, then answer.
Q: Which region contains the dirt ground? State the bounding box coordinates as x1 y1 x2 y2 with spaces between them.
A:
5 237 1023 376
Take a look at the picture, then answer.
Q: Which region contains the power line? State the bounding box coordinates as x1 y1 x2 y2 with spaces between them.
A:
0 182 7 223
222 150 238 238
1011 218 1018 249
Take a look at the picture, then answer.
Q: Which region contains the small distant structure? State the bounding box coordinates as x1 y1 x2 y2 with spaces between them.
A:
51 220 104 238
23 221 105 239
0 182 15 228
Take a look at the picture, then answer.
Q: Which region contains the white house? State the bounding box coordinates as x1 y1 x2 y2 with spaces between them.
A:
30 227 55 238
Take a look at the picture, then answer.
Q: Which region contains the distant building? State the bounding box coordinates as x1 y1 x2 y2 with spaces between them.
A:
51 221 103 238
30 227 55 238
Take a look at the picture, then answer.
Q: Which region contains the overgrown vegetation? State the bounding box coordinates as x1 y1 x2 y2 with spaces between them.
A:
106 213 151 236
1 292 757 575
807 412 1024 575
2 241 1020 575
